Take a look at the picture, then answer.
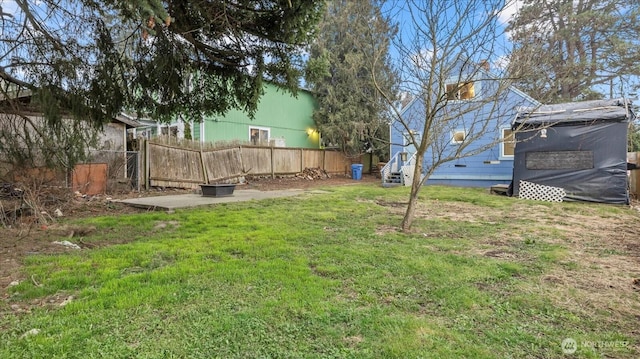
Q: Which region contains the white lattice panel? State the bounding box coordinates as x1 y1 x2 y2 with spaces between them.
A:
519 180 566 202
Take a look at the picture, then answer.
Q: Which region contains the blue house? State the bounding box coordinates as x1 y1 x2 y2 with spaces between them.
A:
385 65 539 188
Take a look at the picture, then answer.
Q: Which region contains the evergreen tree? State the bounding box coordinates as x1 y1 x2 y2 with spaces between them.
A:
305 0 398 158
629 122 640 152
507 0 640 103
0 0 323 170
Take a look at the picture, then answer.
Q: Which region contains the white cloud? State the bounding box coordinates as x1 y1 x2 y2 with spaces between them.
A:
497 0 523 25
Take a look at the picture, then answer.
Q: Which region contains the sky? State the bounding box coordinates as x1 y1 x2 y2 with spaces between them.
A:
382 0 637 101
497 0 523 26
379 0 520 94
383 1 521 65
1 0 20 17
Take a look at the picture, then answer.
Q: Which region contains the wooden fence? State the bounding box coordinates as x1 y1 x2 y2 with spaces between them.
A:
629 152 639 198
141 140 351 189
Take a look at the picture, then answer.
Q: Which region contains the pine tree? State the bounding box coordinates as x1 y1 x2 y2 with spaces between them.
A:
629 122 640 152
305 0 398 158
507 0 640 103
0 0 324 170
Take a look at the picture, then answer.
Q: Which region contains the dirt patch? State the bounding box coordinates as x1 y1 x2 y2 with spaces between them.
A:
410 198 640 341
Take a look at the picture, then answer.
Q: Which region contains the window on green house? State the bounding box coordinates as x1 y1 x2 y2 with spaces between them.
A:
161 125 178 137
250 126 270 145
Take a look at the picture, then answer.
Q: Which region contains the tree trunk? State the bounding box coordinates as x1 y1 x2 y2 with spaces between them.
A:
401 155 424 232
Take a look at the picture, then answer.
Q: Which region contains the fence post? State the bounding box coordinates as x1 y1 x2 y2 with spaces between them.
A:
199 149 209 184
300 148 303 173
136 151 141 192
270 146 275 179
637 153 640 197
633 152 640 198
323 150 326 172
144 139 150 190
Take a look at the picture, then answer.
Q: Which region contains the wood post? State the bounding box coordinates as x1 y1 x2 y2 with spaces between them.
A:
300 148 304 173
199 149 209 184
144 138 150 191
270 146 275 179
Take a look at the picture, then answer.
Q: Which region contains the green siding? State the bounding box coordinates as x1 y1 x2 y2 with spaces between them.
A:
203 83 319 148
193 122 201 141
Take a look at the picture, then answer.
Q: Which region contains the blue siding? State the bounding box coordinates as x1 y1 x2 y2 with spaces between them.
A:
427 178 511 188
391 77 538 188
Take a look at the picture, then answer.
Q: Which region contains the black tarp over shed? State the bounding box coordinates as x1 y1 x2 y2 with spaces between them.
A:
511 98 635 204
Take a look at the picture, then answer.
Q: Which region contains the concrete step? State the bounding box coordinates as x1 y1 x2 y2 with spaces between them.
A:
383 171 403 186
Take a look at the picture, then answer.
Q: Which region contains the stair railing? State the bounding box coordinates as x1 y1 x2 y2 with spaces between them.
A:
401 152 418 186
380 152 399 185
381 151 418 186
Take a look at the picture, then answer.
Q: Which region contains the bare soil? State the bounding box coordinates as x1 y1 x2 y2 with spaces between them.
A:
0 174 379 300
416 199 640 346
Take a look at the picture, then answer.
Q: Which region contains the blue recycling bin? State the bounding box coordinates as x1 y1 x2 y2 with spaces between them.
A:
351 164 363 180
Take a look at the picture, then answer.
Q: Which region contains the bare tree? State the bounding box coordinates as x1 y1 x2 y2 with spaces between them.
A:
373 0 538 231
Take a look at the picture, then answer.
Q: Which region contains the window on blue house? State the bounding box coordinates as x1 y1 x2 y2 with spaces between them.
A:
451 129 466 144
446 81 476 100
249 126 270 145
501 128 515 157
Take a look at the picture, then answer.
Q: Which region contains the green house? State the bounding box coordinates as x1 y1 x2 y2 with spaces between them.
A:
137 83 320 149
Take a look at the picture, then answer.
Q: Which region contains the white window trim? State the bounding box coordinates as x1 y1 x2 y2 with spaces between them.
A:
159 124 181 138
249 126 270 144
451 129 467 145
499 127 515 159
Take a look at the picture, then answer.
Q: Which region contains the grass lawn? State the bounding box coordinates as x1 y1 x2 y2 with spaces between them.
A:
1 184 639 358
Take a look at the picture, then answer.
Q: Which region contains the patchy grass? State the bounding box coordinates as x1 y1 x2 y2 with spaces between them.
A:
2 185 639 358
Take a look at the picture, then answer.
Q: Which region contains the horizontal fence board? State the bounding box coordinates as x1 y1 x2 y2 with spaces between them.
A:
150 180 200 189
149 177 204 183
